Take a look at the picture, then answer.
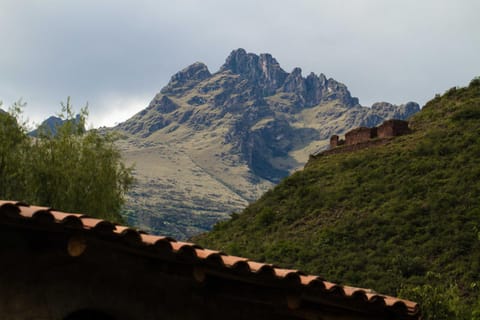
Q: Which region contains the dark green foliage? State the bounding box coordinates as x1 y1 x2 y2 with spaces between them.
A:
399 273 465 320
0 100 29 200
196 78 480 318
0 98 133 222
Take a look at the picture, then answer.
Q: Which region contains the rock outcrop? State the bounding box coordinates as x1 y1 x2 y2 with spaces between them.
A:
220 49 288 95
161 62 212 95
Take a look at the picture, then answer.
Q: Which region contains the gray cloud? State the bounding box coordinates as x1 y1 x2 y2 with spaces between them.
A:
1 0 479 127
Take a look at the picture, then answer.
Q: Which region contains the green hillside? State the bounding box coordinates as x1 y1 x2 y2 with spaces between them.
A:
196 78 480 318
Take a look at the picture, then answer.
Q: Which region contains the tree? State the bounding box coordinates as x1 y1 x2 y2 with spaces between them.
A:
0 100 29 200
0 98 134 222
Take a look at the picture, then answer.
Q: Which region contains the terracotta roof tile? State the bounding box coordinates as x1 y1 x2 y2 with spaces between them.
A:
300 275 323 286
140 233 171 245
17 205 51 218
113 225 137 234
384 296 419 314
0 200 24 207
323 281 340 291
15 205 56 224
342 286 367 296
194 248 223 259
50 210 84 221
220 255 248 267
0 200 420 319
170 241 196 252
81 217 110 229
273 268 301 278
246 261 274 273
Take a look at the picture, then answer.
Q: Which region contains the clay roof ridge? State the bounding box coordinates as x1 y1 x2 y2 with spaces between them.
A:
0 200 420 318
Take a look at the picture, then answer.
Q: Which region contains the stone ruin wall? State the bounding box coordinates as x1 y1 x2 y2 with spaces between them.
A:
377 120 411 139
344 127 377 146
330 135 344 148
328 119 410 150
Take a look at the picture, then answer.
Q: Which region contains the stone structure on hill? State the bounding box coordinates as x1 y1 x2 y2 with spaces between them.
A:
329 135 343 148
377 119 411 138
345 127 378 146
329 119 411 149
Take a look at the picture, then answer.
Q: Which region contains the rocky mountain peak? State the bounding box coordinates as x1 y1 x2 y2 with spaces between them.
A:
220 48 288 95
220 48 251 74
280 69 358 108
304 72 324 106
161 62 211 95
283 67 306 96
371 101 420 119
174 62 211 82
291 67 303 76
371 101 395 111
402 101 422 114
318 73 328 84
323 78 359 107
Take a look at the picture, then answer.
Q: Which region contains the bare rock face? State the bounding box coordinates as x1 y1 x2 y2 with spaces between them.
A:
161 62 212 95
150 96 179 114
305 72 327 106
220 49 288 95
281 68 359 109
370 101 420 123
324 78 360 107
113 48 420 239
282 67 305 93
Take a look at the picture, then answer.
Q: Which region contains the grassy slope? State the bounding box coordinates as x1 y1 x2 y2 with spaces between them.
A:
195 79 480 312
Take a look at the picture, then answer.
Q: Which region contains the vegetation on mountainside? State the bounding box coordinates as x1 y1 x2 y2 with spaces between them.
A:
196 78 480 319
0 97 133 222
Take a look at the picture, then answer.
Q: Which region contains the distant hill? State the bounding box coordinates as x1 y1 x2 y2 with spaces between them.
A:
113 48 419 239
195 78 480 317
29 114 83 137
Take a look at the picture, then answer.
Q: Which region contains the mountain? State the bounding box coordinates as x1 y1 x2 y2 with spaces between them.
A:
114 49 419 239
29 114 83 137
195 78 480 317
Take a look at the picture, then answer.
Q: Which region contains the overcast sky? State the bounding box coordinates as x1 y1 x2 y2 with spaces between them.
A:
1 0 479 127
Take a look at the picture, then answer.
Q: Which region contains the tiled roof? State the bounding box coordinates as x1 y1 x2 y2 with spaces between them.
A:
0 200 420 319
